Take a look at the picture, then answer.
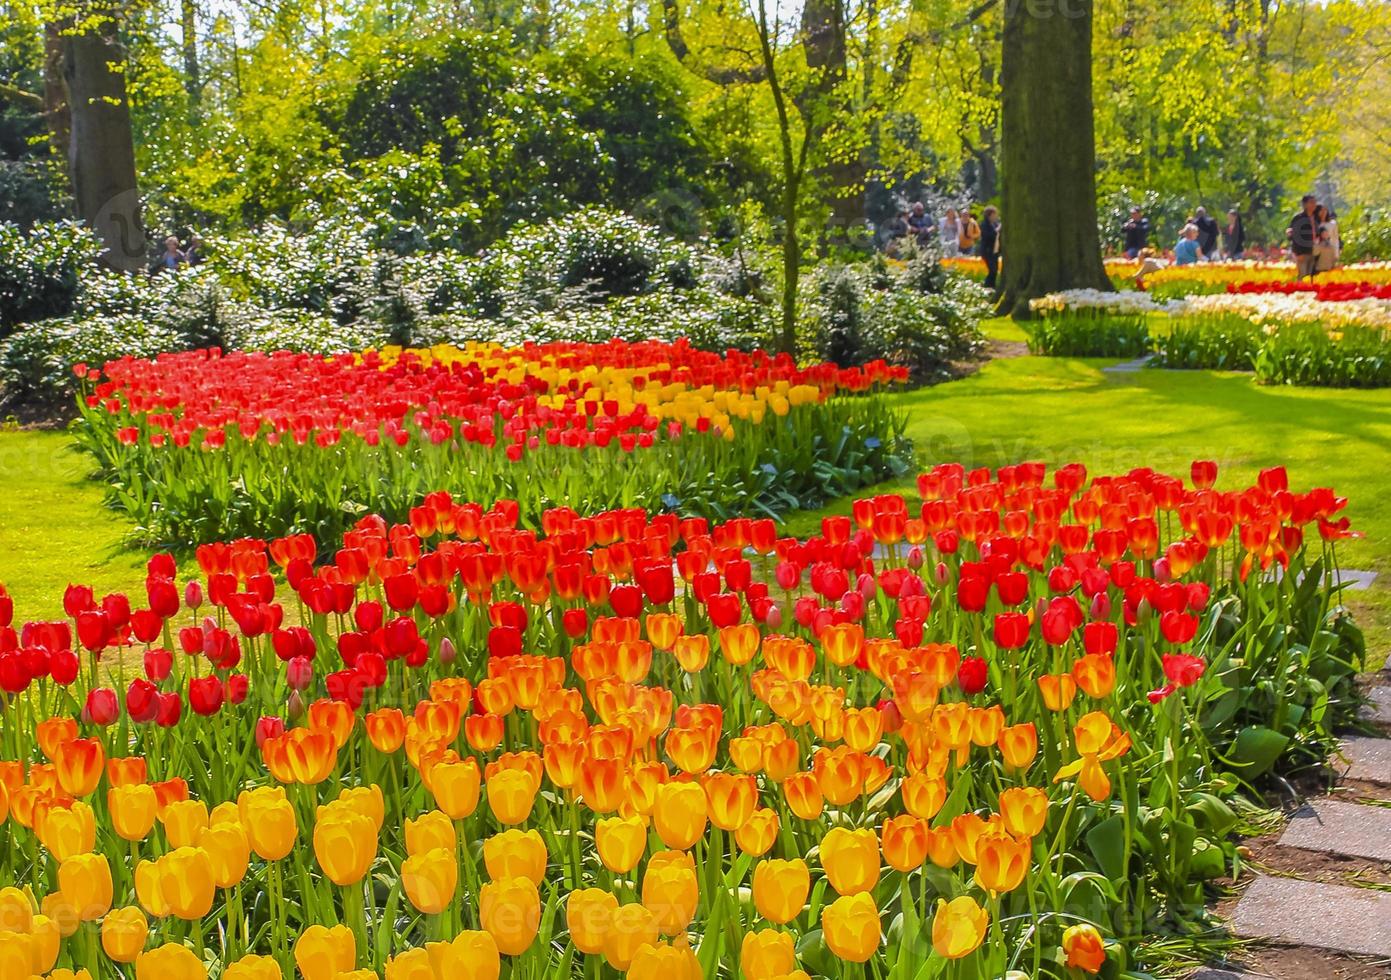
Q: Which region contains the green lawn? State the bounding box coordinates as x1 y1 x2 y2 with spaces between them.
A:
0 427 148 622
1 334 1388 650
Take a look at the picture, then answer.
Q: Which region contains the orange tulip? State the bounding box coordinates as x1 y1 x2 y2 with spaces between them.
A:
365 708 406 753
735 807 779 856
997 722 1038 771
1072 654 1116 699
973 827 1031 896
308 698 356 748
783 771 823 821
1062 923 1106 973
880 815 930 872
465 713 505 752
671 634 710 672
704 772 757 831
901 772 946 820
998 787 1049 838
105 756 147 787
54 738 104 798
284 727 338 785
1038 674 1078 712
820 622 864 667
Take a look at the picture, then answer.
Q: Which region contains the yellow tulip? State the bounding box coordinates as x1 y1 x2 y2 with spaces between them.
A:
480 877 541 956
57 852 112 921
110 784 159 842
741 928 797 979
752 858 810 924
221 953 285 980
821 893 881 963
931 896 988 959
566 888 618 955
595 814 647 873
404 810 456 857
819 827 880 896
402 847 457 915
135 942 209 979
294 924 356 980
313 806 378 886
482 829 547 884
102 905 149 963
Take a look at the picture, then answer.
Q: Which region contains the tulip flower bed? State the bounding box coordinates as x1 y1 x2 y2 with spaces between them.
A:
0 462 1366 979
73 341 910 546
1226 280 1391 301
1027 290 1391 386
1141 261 1391 300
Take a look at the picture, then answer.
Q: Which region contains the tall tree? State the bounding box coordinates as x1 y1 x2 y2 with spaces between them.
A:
180 0 201 108
62 9 147 271
997 0 1108 318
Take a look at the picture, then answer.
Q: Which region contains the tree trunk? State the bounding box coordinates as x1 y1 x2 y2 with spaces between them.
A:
181 0 202 108
996 0 1109 319
64 21 147 273
43 21 71 161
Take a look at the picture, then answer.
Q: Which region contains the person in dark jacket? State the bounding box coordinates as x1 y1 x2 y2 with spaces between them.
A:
1223 209 1246 259
1287 194 1318 279
1193 207 1220 258
978 206 1000 290
1122 207 1149 258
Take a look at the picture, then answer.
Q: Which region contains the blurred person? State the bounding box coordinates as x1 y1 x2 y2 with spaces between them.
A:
1193 206 1219 259
1122 206 1150 259
979 206 1001 290
1223 209 1245 259
1286 194 1318 279
1173 224 1202 266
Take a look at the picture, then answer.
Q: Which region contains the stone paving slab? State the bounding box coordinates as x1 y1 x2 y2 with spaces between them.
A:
1230 876 1391 958
1337 736 1391 784
1278 799 1391 862
1101 356 1151 373
1360 687 1391 726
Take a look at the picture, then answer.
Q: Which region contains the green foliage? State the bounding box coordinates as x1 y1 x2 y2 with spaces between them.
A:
0 159 69 228
1155 317 1262 371
1256 323 1391 388
1026 312 1152 358
1341 208 1391 264
0 220 101 333
0 315 186 400
800 256 989 380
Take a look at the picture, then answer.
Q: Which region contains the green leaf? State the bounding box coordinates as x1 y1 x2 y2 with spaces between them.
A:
1231 725 1291 776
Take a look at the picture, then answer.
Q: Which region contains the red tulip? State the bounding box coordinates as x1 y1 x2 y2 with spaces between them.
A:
85 687 120 725
993 613 1030 650
188 676 224 716
957 656 988 694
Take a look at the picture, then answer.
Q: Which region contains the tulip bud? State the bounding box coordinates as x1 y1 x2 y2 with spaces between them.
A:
763 604 783 629
1089 592 1112 620
287 690 305 722
934 561 950 586
184 580 203 609
438 637 457 666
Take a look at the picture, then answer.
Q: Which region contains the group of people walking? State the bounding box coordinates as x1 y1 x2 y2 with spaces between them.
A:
889 203 1002 288
1121 197 1342 277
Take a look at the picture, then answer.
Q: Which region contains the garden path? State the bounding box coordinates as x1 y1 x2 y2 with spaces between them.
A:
1194 662 1391 978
